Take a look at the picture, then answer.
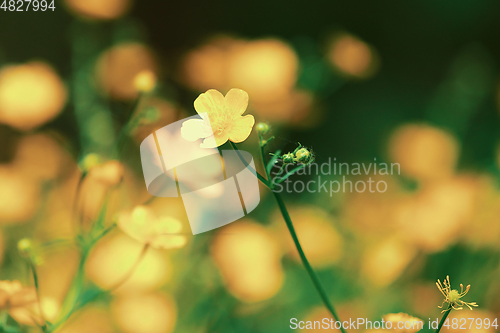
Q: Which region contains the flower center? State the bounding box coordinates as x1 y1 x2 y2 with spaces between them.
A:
449 289 460 303
209 112 232 136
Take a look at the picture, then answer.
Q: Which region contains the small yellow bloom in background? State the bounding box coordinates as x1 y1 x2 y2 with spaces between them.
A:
181 88 255 148
17 238 33 257
134 70 157 93
0 61 67 131
95 43 158 100
111 292 177 333
383 313 424 333
117 206 187 250
436 275 478 312
0 280 43 326
88 160 125 187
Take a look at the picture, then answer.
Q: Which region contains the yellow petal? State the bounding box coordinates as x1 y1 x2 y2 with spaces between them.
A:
200 135 218 148
215 132 230 146
193 89 225 118
150 235 187 250
201 132 229 148
181 119 213 141
224 88 249 117
228 115 255 143
154 217 183 234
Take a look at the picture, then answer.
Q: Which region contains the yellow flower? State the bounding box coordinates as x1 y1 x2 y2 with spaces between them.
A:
88 160 124 186
0 280 43 326
117 206 187 250
436 275 478 312
181 88 255 148
383 313 424 333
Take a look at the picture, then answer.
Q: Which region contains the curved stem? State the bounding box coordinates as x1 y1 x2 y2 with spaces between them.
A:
230 140 346 332
229 142 270 186
273 164 306 185
77 243 149 311
73 171 86 235
27 260 48 331
109 244 149 291
435 305 452 333
273 192 346 333
48 244 149 333
47 250 87 333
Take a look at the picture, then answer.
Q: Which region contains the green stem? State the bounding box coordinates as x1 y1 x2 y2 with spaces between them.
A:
115 93 143 159
73 244 149 312
258 133 269 177
230 140 346 332
27 259 48 331
48 251 88 333
109 244 149 291
229 142 270 186
435 306 452 333
273 164 306 184
273 192 346 333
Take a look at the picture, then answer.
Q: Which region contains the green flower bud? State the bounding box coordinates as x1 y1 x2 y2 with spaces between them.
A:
142 107 161 123
80 153 101 172
256 122 270 135
17 238 33 257
295 148 314 164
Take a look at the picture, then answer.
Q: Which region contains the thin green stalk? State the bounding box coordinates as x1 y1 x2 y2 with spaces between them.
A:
229 142 270 186
73 243 149 313
27 260 48 332
273 192 346 333
273 164 307 184
47 250 88 333
73 170 86 235
258 133 269 178
435 306 452 333
109 244 149 291
115 92 144 159
230 140 346 333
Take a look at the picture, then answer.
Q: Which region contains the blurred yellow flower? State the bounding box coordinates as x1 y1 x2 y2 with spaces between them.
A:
0 280 35 310
57 306 115 333
327 33 379 79
361 237 417 287
88 160 125 187
86 233 171 292
388 124 459 181
12 133 67 182
395 176 477 253
111 293 177 333
0 62 67 131
383 313 424 333
227 39 298 101
117 206 187 250
181 88 255 147
95 43 158 100
211 220 284 302
0 280 43 326
275 206 343 268
134 70 157 93
0 166 40 225
64 0 131 20
180 36 240 91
